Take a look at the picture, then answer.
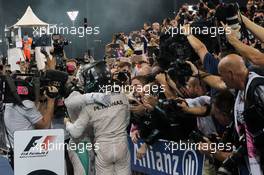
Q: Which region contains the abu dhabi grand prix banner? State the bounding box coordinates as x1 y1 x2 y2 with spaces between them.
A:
129 139 205 175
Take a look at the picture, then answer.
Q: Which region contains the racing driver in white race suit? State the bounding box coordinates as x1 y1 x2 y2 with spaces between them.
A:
64 61 131 175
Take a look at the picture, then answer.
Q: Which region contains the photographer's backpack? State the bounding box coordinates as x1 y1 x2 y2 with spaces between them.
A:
244 73 264 170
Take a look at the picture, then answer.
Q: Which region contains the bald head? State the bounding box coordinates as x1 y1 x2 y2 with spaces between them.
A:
218 54 246 74
218 54 248 90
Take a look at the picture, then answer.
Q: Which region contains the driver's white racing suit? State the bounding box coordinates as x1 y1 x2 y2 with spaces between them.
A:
65 92 131 175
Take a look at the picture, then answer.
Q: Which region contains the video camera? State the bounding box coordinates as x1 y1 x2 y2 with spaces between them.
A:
0 70 68 104
158 98 184 114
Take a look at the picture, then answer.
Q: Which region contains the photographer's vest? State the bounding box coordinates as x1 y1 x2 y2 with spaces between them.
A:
234 72 263 175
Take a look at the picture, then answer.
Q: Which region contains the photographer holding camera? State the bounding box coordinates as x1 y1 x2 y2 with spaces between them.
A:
3 49 59 147
185 52 264 174
3 84 57 165
130 73 197 159
175 75 217 175
217 54 264 174
222 15 264 67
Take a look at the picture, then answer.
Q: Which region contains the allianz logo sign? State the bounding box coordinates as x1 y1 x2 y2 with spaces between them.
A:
133 142 201 175
182 150 199 175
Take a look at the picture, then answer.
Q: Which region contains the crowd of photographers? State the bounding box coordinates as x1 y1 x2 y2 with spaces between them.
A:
104 0 264 175
1 0 264 175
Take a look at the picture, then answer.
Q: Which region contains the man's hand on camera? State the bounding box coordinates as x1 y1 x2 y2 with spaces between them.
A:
221 21 240 42
142 95 158 112
45 86 59 99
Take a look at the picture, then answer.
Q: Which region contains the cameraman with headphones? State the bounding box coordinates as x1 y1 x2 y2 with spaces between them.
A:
2 53 59 167
3 84 57 166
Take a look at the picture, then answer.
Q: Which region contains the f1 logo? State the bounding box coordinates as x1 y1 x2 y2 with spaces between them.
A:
24 136 42 152
23 136 56 152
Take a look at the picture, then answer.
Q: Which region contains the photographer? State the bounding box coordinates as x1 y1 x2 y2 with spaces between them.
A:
176 76 217 175
51 34 68 71
105 33 126 59
218 54 264 174
186 55 264 175
4 85 57 146
181 89 248 174
130 79 197 159
3 84 57 167
177 76 216 136
222 19 264 66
